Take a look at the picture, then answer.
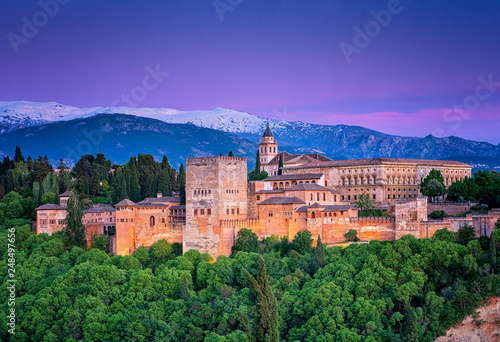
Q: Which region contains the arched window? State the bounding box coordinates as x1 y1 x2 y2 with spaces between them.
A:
150 216 155 226
273 182 278 190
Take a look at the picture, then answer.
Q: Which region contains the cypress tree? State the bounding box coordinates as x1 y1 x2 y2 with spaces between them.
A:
315 235 326 270
228 151 234 157
180 274 189 300
255 150 261 173
63 195 87 249
14 145 24 163
490 232 497 270
90 170 101 196
161 155 171 170
129 164 141 202
239 256 279 342
157 170 171 196
278 154 283 175
178 164 186 204
404 306 419 342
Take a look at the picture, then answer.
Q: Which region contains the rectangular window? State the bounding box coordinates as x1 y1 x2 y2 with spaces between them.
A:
194 209 198 216
207 209 211 215
334 195 337 202
200 209 205 215
256 195 260 201
226 208 229 214
231 208 235 215
373 195 376 200
268 211 273 217
162 218 165 223
323 193 326 201
237 208 240 214
348 195 351 200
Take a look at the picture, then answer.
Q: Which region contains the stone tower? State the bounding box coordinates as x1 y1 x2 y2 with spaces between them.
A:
185 156 248 257
115 199 136 255
258 124 278 166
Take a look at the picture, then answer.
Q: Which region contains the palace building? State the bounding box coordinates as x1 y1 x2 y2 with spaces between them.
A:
36 125 498 259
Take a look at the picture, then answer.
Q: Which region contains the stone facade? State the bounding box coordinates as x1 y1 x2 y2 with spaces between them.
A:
185 156 248 256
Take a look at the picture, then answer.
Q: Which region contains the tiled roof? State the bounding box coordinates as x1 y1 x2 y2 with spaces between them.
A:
258 196 306 205
255 189 285 194
36 204 64 210
266 151 332 166
59 191 74 197
169 205 186 210
83 207 116 213
263 173 323 181
285 183 338 193
136 196 181 204
285 158 470 170
295 204 354 212
262 124 274 137
322 205 354 211
115 199 136 207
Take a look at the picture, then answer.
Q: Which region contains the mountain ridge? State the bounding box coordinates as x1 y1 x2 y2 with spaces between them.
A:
1 101 499 170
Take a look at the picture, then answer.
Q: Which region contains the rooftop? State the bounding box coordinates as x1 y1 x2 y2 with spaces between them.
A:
284 158 471 170
36 204 64 210
263 173 323 181
285 183 338 193
258 196 306 205
262 124 274 137
59 191 74 197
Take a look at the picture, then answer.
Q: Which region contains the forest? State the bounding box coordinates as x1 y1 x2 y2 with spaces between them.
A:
0 147 500 341
0 216 499 341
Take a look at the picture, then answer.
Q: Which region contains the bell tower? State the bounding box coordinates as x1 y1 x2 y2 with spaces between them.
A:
259 123 278 166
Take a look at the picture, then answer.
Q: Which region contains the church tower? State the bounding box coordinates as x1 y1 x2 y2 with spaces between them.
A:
259 123 278 166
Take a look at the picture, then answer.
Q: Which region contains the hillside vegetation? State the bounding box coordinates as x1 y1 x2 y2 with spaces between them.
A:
0 221 498 341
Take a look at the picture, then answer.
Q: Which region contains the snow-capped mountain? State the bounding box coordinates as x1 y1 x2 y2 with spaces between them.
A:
1 101 499 170
0 100 273 135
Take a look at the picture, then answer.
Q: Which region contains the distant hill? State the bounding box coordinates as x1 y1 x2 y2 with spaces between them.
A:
0 114 257 167
1 101 499 170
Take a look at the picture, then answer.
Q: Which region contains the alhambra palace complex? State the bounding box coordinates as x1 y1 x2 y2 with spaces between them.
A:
36 125 500 257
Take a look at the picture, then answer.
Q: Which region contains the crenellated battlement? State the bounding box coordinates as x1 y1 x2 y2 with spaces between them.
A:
349 216 395 224
186 156 247 165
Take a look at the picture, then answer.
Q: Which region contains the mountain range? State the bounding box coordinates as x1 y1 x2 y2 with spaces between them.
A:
1 101 499 170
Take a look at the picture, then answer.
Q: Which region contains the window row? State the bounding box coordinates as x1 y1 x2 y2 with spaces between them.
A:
341 177 376 185
194 208 212 216
194 189 211 195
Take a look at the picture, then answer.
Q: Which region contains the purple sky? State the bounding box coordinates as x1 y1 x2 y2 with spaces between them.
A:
1 0 499 144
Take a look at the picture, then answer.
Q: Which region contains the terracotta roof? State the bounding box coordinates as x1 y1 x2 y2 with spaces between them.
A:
169 205 186 210
264 173 323 181
266 151 332 166
136 196 181 205
59 191 74 197
262 124 274 137
36 204 64 210
295 204 354 212
255 189 285 194
284 183 338 193
285 158 471 170
258 196 306 205
83 207 116 213
322 205 354 211
115 199 136 207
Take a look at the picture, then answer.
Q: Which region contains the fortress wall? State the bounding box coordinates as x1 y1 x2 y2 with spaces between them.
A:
428 202 476 216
